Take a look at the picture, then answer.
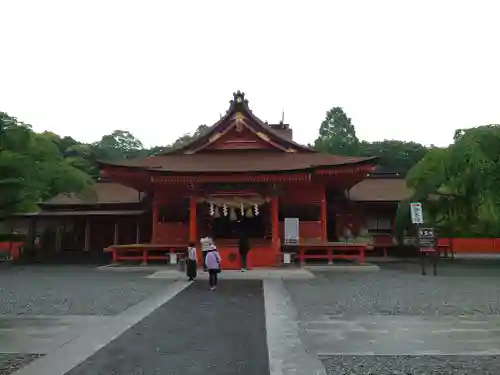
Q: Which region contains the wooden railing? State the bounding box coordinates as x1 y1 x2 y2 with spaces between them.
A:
283 241 367 265
104 244 187 265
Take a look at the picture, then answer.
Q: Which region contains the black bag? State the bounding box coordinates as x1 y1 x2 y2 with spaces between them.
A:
215 256 222 273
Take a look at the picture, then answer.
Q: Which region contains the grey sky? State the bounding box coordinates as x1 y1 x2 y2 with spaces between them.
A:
1 0 499 148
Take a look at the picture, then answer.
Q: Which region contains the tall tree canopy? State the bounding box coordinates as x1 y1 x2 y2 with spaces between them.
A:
169 124 209 149
395 124 500 237
359 140 430 174
0 112 211 218
314 107 360 156
0 112 93 219
313 106 429 173
92 130 144 161
91 124 210 160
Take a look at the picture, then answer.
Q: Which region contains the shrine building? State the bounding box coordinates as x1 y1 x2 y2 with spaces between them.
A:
9 92 413 266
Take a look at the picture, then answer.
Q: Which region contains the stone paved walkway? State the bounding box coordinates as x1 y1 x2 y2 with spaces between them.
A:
146 268 316 280
2 263 500 374
66 280 269 375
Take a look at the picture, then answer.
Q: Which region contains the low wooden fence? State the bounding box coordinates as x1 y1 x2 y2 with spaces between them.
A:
283 242 368 265
437 238 500 253
104 244 187 265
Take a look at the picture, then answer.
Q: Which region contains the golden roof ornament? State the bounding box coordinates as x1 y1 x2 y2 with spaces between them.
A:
234 112 245 132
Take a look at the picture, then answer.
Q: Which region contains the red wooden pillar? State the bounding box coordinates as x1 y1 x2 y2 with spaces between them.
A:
271 195 279 253
189 196 197 243
152 202 159 244
321 185 327 241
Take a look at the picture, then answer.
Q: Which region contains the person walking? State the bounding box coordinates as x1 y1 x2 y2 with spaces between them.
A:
200 237 212 272
205 247 221 291
238 230 250 272
186 242 197 281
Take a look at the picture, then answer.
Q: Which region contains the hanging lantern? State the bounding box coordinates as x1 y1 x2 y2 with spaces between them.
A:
230 207 237 221
240 203 245 216
222 204 228 217
254 203 259 216
246 207 253 218
209 202 215 216
214 206 221 218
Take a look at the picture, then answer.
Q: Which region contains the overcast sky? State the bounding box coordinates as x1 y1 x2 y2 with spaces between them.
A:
1 0 499 148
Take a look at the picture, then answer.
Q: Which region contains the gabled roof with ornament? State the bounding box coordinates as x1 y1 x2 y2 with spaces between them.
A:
98 91 378 175
166 91 313 154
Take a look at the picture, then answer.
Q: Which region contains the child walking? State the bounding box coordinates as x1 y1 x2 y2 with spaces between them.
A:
205 247 221 291
186 242 197 281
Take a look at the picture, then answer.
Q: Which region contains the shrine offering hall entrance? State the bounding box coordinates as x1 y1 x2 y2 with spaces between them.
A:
153 185 281 269
210 205 268 239
152 180 337 269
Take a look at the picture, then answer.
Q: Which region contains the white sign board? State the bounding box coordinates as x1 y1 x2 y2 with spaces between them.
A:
410 202 424 224
284 218 299 244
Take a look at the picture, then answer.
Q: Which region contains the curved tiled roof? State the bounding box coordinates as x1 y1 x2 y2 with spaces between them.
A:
42 182 142 205
349 178 412 202
100 152 377 173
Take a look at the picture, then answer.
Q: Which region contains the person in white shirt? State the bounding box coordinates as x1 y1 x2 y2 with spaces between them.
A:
186 242 197 281
200 237 214 272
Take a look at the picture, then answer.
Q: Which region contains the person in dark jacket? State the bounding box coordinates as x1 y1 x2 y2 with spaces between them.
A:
238 230 250 272
186 242 197 281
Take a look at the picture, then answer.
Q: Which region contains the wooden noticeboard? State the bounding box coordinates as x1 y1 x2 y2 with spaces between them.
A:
418 227 435 251
284 218 299 245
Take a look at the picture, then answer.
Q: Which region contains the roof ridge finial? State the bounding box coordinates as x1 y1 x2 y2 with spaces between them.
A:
233 90 245 103
281 109 284 124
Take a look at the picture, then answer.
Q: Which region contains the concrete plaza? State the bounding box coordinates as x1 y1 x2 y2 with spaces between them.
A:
0 261 499 374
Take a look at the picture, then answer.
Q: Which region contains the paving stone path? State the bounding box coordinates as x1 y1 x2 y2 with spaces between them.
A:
65 280 269 375
2 263 500 374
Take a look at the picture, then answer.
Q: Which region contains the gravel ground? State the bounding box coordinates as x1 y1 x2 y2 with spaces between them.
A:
0 353 44 375
0 266 169 315
66 280 269 375
286 262 500 318
285 262 500 374
321 355 500 375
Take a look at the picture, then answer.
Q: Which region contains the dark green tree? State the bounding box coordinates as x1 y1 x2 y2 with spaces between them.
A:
0 112 93 219
92 130 144 160
395 124 500 238
313 106 429 173
314 107 360 156
169 124 210 150
359 140 430 174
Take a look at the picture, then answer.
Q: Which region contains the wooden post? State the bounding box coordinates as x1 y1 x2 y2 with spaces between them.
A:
152 202 159 243
113 221 119 245
84 218 91 251
189 196 197 243
271 195 279 253
321 185 327 241
359 246 365 264
136 218 141 244
55 226 62 252
29 218 36 249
